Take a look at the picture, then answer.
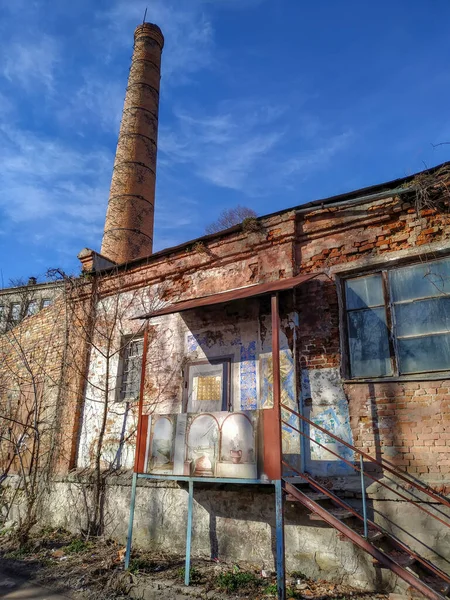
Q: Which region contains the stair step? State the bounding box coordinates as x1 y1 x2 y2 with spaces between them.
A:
286 491 330 503
309 507 354 521
306 491 331 501
422 576 450 596
374 552 416 569
283 476 309 485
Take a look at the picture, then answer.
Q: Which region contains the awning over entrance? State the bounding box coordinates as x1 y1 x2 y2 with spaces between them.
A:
135 272 321 319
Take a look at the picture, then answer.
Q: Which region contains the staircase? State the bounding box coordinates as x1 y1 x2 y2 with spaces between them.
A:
279 405 450 600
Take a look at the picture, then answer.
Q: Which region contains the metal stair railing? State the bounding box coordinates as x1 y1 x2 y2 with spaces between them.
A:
283 479 447 600
281 402 450 519
282 460 450 587
279 403 450 600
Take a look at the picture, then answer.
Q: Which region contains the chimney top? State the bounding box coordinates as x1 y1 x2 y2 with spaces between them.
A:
134 22 164 48
27 276 37 286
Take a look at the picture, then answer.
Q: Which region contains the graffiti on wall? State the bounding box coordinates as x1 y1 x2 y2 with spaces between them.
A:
301 368 354 475
260 348 302 471
240 342 257 410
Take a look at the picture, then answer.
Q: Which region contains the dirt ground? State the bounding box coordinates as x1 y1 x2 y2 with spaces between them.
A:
0 528 390 600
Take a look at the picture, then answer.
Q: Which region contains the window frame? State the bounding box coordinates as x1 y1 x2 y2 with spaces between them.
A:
9 302 21 323
183 357 232 413
340 256 450 381
26 300 39 317
117 336 144 402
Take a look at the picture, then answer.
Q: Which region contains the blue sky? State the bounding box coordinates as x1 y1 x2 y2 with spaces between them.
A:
1 0 450 283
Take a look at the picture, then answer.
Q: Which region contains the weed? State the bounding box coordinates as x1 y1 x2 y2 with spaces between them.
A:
242 216 260 232
64 538 91 554
217 570 262 592
128 557 153 574
264 583 297 597
5 543 33 558
192 241 207 254
177 566 202 583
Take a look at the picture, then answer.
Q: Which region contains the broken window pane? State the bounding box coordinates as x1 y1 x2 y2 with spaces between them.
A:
390 258 450 302
348 307 393 377
398 333 450 374
345 257 450 378
395 297 450 337
345 273 384 310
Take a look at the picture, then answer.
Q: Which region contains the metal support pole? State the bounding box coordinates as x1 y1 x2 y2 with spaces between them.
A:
125 472 138 569
275 479 286 600
360 454 368 539
185 480 194 586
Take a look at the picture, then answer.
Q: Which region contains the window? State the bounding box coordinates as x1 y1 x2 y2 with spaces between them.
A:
119 338 144 400
344 257 450 378
184 359 230 413
41 298 52 309
26 300 38 316
10 303 21 323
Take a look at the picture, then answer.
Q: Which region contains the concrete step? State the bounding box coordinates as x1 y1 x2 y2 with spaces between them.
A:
286 491 330 503
309 507 354 521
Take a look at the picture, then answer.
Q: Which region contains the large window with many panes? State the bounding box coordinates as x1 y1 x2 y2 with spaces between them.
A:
343 257 450 378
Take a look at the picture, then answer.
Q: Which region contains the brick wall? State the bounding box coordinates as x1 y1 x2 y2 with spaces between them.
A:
345 380 450 484
296 190 450 482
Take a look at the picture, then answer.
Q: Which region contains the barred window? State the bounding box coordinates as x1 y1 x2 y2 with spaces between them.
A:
26 300 38 316
344 257 450 378
119 338 144 400
10 303 21 323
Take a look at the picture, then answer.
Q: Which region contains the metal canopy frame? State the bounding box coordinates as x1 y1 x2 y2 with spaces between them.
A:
124 273 319 599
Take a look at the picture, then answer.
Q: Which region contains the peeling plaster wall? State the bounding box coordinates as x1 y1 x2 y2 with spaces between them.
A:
300 367 354 476
77 286 160 470
77 291 308 474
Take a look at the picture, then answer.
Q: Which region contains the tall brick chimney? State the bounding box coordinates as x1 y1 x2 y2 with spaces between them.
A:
101 23 164 264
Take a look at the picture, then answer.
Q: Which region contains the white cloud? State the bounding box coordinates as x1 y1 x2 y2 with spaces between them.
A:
1 34 59 92
0 124 111 247
282 130 355 178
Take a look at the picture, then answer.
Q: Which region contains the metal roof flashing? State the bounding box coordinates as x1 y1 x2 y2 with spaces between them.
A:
133 272 321 320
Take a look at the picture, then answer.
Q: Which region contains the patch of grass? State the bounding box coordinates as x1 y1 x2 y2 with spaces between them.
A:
177 566 202 584
264 583 298 598
64 538 91 554
4 543 33 559
217 570 262 593
128 557 156 574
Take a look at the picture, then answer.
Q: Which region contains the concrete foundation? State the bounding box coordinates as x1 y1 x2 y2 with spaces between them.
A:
29 475 449 593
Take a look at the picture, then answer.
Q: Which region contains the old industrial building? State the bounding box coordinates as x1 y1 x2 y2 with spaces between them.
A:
1 21 450 600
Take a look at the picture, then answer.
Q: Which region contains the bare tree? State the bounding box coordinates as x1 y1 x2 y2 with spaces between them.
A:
205 205 257 234
0 295 68 543
48 267 166 536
